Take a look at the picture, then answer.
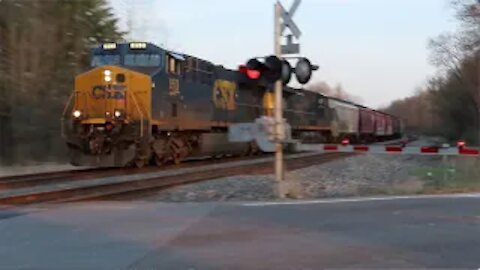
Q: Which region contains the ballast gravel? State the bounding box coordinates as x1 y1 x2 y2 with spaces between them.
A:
150 154 445 202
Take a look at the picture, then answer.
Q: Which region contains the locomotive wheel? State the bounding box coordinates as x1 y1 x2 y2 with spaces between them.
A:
134 158 146 168
173 153 181 165
168 136 190 165
154 155 164 167
133 139 151 168
152 138 168 167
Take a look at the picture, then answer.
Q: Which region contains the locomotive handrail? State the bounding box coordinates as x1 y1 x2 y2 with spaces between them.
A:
60 92 74 139
128 91 146 138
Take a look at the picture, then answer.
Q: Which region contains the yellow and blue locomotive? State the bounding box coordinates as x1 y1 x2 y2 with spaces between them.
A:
64 42 284 167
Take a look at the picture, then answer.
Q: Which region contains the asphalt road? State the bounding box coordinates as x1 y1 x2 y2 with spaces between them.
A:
0 194 479 269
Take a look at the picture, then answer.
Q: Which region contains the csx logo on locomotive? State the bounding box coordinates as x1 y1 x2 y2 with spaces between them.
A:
213 80 236 110
91 85 126 99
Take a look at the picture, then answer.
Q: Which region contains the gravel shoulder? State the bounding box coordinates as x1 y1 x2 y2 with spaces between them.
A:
148 153 480 202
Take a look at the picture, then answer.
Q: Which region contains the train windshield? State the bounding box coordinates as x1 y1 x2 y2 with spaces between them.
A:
125 54 161 67
91 54 121 67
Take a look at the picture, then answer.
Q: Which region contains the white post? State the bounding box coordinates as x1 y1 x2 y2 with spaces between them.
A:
477 1 480 150
274 1 286 198
476 0 480 149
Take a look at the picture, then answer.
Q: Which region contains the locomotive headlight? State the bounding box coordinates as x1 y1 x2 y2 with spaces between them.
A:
130 42 147 49
114 109 124 118
104 70 112 82
72 110 82 118
102 43 117 50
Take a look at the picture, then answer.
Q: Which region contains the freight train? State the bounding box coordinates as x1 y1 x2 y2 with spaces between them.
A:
62 42 403 167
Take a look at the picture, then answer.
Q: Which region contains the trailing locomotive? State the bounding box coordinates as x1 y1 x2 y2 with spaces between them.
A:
63 42 402 167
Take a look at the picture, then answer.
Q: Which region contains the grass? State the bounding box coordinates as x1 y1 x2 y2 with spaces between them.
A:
354 162 480 197
414 164 480 192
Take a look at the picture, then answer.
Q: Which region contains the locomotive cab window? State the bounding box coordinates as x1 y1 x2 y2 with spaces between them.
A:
167 53 185 75
125 54 161 67
91 54 120 67
168 57 179 74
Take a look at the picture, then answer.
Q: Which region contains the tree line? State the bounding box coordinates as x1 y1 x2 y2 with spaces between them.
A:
384 0 480 145
0 0 123 164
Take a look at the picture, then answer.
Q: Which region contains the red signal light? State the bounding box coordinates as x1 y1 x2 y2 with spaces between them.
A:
457 140 466 148
341 139 350 145
247 69 261 80
239 65 261 80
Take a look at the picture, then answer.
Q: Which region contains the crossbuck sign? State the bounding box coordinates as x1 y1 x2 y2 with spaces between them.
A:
279 0 302 55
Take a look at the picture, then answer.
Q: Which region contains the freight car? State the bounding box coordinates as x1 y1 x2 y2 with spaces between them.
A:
358 106 376 143
63 42 402 167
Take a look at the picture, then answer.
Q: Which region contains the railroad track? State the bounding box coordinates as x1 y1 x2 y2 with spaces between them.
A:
0 167 119 189
0 152 352 206
0 138 411 206
0 154 269 190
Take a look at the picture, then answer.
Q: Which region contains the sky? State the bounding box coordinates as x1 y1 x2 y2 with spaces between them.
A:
108 0 458 108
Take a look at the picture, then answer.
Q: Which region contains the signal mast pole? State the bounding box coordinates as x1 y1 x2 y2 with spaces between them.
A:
477 0 480 149
274 1 286 197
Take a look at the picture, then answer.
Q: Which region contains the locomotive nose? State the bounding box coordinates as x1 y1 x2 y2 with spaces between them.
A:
72 65 152 125
73 66 128 122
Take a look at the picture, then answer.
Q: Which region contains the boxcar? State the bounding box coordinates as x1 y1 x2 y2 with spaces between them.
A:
374 111 386 136
385 115 394 137
358 107 376 142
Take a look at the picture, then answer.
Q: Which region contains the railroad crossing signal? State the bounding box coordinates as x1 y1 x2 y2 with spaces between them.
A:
240 56 285 83
279 0 302 55
282 35 300 55
239 56 284 83
280 0 301 36
296 57 316 84
239 56 317 85
235 0 313 198
281 59 292 85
